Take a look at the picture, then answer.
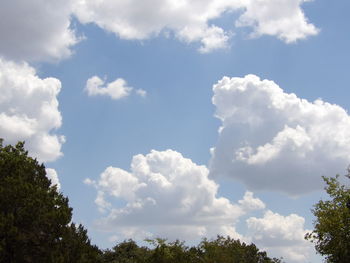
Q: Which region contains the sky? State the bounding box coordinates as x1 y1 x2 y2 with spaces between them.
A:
1 0 350 262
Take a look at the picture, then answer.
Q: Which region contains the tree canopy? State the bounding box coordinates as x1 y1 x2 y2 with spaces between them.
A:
0 140 100 262
102 237 282 263
305 174 350 262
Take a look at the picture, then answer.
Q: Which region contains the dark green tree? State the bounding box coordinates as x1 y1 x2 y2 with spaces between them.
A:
104 236 282 263
102 239 150 263
58 223 102 263
305 175 350 262
0 140 101 262
146 238 197 263
198 236 282 263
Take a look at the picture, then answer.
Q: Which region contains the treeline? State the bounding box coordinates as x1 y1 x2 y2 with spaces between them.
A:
0 141 283 262
101 237 283 263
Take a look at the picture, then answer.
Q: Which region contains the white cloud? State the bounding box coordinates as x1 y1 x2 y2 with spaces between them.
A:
236 0 319 43
0 0 318 60
238 191 265 212
0 0 78 62
85 149 265 241
46 168 61 191
73 0 317 53
136 89 147 98
85 76 133 100
178 25 230 53
210 74 350 195
246 210 314 263
73 0 237 53
86 148 315 260
0 58 64 162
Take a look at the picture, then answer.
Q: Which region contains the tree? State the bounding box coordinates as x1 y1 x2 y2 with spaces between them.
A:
305 175 350 262
104 237 282 263
102 239 150 263
58 223 102 263
0 140 101 262
146 238 196 263
198 236 282 263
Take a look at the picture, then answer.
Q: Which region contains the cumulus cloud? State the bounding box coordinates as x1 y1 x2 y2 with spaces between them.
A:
73 0 317 53
210 74 350 195
0 0 318 59
86 149 312 260
85 149 265 241
246 210 313 262
46 168 61 191
85 76 133 100
236 0 319 43
238 191 265 212
0 0 78 62
0 58 64 162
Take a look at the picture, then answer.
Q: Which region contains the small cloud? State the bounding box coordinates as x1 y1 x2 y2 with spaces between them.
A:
236 0 319 43
83 178 95 186
85 76 132 100
238 191 266 212
136 89 147 97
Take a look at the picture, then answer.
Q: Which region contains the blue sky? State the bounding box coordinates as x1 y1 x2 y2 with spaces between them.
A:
1 1 350 262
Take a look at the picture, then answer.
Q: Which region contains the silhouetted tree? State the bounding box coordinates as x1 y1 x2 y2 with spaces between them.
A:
0 140 101 262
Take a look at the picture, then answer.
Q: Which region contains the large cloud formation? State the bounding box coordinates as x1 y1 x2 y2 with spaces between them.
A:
0 58 64 162
87 149 313 262
0 0 318 60
85 149 265 240
0 0 78 62
73 0 317 53
210 74 350 195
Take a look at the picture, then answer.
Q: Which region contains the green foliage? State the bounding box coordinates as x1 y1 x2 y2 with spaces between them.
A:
146 238 198 263
305 175 350 262
103 236 282 263
199 236 280 263
0 140 101 262
58 223 102 263
102 239 150 263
